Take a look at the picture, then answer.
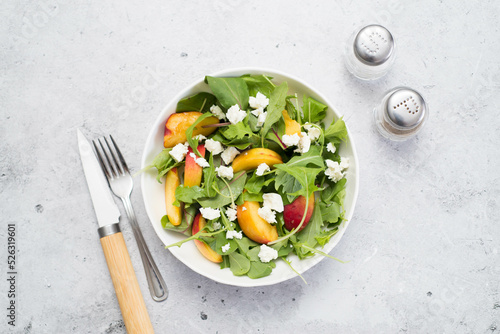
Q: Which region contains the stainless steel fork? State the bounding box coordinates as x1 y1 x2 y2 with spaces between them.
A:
93 135 168 302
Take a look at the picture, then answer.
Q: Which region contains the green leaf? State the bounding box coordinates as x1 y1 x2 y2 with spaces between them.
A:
176 92 217 113
297 200 322 248
234 237 259 255
228 252 251 276
315 228 339 247
261 82 288 137
141 148 179 183
221 119 256 141
198 171 247 208
174 186 206 207
245 172 273 194
285 95 299 121
236 191 263 205
321 178 346 203
211 132 256 150
185 112 214 156
247 261 273 279
274 172 302 203
319 201 341 224
205 76 249 110
283 145 324 169
161 205 197 236
324 117 348 143
215 232 237 255
202 153 217 198
246 246 261 262
240 74 275 97
302 96 328 123
273 164 321 198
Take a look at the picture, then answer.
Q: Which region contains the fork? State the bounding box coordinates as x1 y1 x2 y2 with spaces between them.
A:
93 135 168 302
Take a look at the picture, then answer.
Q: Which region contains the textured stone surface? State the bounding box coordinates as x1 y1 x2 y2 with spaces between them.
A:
1 0 499 333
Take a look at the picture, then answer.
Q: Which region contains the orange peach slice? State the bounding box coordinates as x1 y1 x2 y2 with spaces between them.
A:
231 148 283 173
184 144 206 187
283 194 315 232
192 213 222 263
237 201 278 244
163 111 219 148
165 168 182 226
282 110 301 136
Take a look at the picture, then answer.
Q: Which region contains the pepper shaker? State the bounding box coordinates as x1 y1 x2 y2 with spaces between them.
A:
345 24 396 80
373 87 428 141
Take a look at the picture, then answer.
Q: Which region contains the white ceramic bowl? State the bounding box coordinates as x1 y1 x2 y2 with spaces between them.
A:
141 68 359 287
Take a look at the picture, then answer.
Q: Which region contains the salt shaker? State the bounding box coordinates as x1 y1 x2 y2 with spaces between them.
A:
345 24 396 80
373 87 428 141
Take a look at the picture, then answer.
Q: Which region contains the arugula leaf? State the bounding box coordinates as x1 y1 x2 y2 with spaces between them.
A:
140 148 179 183
198 171 247 208
297 200 322 250
274 164 321 198
302 96 328 123
202 153 217 198
247 261 273 279
319 201 341 224
205 76 249 110
274 172 302 203
236 191 263 205
211 132 256 150
161 205 197 236
321 178 346 203
176 92 217 113
228 252 251 276
185 112 214 156
245 172 273 194
283 145 324 169
174 186 206 207
315 228 339 247
234 237 259 255
215 232 237 255
221 119 256 141
324 117 348 143
285 95 299 121
261 82 288 137
240 74 275 97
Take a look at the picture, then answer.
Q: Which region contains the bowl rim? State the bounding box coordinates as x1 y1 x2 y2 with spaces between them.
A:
140 67 359 287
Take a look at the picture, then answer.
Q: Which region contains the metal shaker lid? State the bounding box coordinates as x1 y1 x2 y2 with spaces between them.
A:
385 88 426 129
354 25 394 66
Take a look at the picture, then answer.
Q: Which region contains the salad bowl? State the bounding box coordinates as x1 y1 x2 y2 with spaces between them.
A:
141 67 359 287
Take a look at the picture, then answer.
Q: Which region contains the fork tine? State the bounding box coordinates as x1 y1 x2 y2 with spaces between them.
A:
104 136 124 176
97 137 119 178
92 140 112 180
109 135 130 174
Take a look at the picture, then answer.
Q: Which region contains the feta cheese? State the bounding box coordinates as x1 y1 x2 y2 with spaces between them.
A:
326 142 336 154
205 139 224 155
193 134 207 141
262 193 284 213
304 124 321 141
210 105 225 120
226 207 238 222
221 243 231 253
295 132 311 154
256 163 270 176
340 157 350 170
324 159 344 182
200 207 221 220
212 221 221 230
195 157 210 168
258 206 276 224
221 147 240 164
251 107 264 117
226 230 243 240
169 143 189 162
226 104 246 124
215 166 234 179
257 112 267 127
258 244 278 263
282 133 301 147
249 92 269 109
241 207 247 211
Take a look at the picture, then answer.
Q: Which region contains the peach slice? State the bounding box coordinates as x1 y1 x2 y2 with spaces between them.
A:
163 112 219 148
184 144 206 187
237 201 278 244
192 213 222 263
282 110 301 136
283 194 315 232
165 168 182 226
231 148 283 173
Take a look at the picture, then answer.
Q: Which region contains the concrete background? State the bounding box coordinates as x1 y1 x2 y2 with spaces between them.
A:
1 0 499 333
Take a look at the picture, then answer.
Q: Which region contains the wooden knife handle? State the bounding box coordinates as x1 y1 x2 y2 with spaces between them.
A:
100 228 155 334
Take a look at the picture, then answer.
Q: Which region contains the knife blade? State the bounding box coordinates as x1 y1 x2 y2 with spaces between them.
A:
77 129 154 334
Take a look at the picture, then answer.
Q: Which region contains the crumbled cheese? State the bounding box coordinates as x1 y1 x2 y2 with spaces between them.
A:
226 104 246 124
257 112 267 127
249 92 269 109
193 134 206 141
205 139 224 155
195 157 210 168
304 124 321 141
221 147 240 164
251 107 264 117
262 193 284 213
340 157 350 170
169 143 189 162
295 132 311 154
200 207 221 220
256 163 270 176
324 159 344 182
242 207 247 211
258 206 276 224
226 207 238 222
212 221 221 230
326 142 336 154
221 243 231 253
210 105 225 120
215 166 234 179
282 133 301 147
226 230 243 240
258 244 278 263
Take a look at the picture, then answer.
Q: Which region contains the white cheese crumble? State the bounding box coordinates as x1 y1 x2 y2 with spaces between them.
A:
295 132 311 154
193 134 206 141
226 207 238 222
215 166 234 179
324 159 344 182
256 163 270 176
258 244 278 263
257 112 267 127
221 243 231 253
241 206 247 211
221 147 240 165
210 104 225 120
169 143 189 162
226 104 246 124
189 152 210 168
205 139 224 155
282 133 301 147
249 92 269 109
251 107 264 117
304 124 321 141
326 142 336 154
200 207 221 220
340 157 350 170
212 221 221 230
258 206 276 224
262 193 284 213
226 230 243 240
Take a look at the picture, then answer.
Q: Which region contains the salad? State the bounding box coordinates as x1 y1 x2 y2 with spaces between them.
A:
146 74 349 280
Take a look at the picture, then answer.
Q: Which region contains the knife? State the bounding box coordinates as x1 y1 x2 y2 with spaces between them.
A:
77 129 154 334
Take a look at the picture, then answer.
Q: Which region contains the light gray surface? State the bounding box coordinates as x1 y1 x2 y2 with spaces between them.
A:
1 1 499 333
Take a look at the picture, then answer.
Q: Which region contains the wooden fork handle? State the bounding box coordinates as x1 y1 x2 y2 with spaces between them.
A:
99 224 154 334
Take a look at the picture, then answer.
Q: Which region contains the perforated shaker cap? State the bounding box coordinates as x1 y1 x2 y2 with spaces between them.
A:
385 88 427 129
354 25 394 66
